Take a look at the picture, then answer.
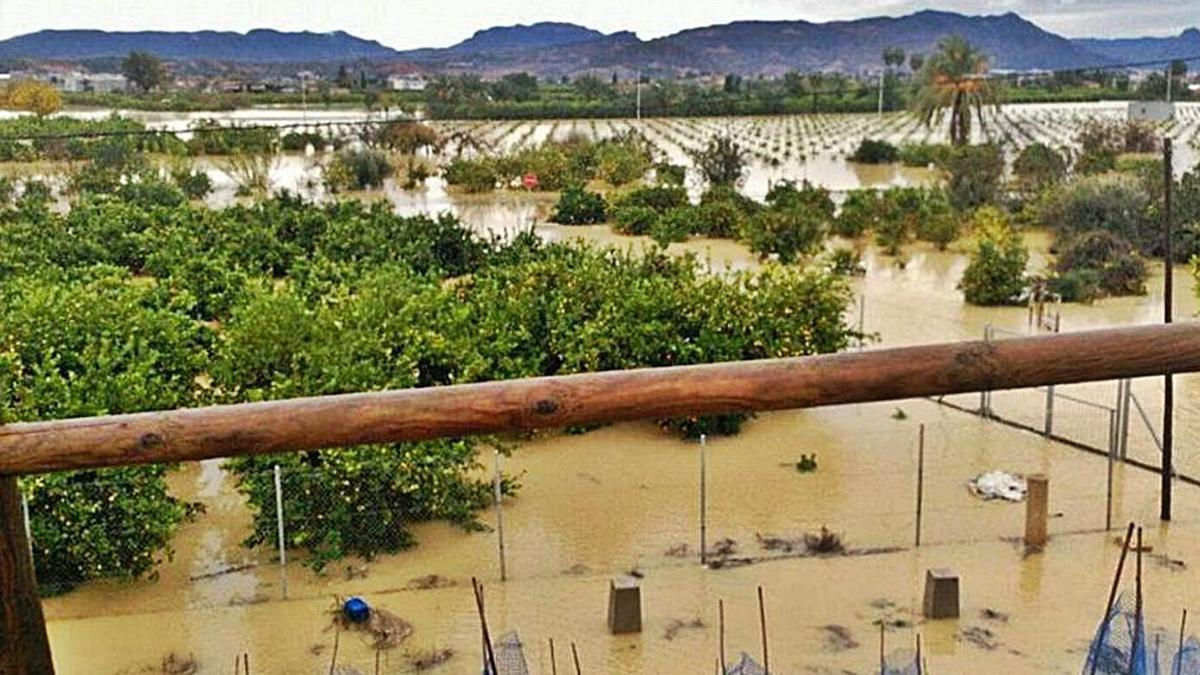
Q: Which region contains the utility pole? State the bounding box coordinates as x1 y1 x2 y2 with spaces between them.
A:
878 71 885 117
1162 137 1174 521
1166 65 1173 104
636 70 642 121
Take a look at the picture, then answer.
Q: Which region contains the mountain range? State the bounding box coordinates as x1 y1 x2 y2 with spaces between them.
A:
1 12 1197 77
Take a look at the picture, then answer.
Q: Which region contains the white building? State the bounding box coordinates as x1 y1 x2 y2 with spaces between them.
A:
49 72 129 93
387 74 427 92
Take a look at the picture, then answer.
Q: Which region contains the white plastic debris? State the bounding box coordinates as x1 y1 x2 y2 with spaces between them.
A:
969 471 1027 502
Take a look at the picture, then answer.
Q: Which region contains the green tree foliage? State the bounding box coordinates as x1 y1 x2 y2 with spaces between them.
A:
849 138 899 164
324 148 395 192
122 51 169 93
1053 230 1147 299
1013 142 1068 195
943 143 1004 210
551 185 608 225
1038 174 1156 254
960 207 1029 305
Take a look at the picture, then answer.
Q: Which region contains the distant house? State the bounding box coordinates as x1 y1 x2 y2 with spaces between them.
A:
1128 101 1174 123
387 74 427 91
47 72 128 93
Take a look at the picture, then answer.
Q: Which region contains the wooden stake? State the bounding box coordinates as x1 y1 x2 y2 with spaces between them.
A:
1177 609 1188 675
243 653 249 675
879 623 886 675
1090 522 1135 675
549 638 558 675
493 451 507 582
758 586 769 675
328 626 340 675
719 599 727 674
0 475 55 675
472 578 499 675
915 423 925 547
571 641 582 675
915 634 923 675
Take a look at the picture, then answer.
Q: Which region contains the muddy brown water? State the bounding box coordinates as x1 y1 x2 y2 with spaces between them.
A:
15 104 1200 673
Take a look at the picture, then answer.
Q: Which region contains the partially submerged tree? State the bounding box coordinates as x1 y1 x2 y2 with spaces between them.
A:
690 135 748 187
122 51 169 93
0 78 62 117
912 36 998 146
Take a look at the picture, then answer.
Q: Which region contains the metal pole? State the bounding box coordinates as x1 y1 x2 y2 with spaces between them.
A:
1119 379 1132 460
21 492 32 560
858 294 866 351
273 464 287 599
700 434 708 566
758 586 770 675
1044 385 1055 437
635 71 642 121
493 451 507 581
980 325 992 418
1163 137 1174 522
1106 411 1116 531
915 423 925 547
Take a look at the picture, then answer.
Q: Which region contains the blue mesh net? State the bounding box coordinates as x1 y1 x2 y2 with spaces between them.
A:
882 648 921 674
1083 594 1149 675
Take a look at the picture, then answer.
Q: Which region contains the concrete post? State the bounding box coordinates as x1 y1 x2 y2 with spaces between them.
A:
922 568 960 620
607 577 643 634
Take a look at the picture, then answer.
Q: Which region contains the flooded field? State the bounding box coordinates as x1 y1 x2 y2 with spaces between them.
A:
13 103 1200 673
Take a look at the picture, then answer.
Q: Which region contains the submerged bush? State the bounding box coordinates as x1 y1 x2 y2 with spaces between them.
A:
849 138 899 164
325 148 394 192
1054 230 1147 298
551 185 608 225
443 157 498 193
960 207 1029 306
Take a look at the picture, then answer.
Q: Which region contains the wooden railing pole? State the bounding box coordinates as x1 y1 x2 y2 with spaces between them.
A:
1 323 1199 476
0 475 55 675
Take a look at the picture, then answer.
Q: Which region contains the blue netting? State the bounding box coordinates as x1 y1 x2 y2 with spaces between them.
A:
883 648 921 675
1083 594 1150 675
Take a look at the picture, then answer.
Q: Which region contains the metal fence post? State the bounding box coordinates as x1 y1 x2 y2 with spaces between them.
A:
980 325 993 418
1119 379 1132 461
1044 386 1055 437
273 464 288 599
20 491 33 560
1106 410 1116 531
700 434 708 566
493 450 507 582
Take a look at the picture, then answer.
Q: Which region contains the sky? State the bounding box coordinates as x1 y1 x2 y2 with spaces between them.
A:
1 0 1196 46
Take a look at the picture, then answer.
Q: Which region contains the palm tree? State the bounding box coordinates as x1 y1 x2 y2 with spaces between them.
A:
912 36 998 146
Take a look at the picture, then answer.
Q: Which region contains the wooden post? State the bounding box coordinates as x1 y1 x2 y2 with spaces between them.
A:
472 578 498 675
1133 527 1144 672
757 586 769 675
0 475 55 675
1044 385 1055 436
1024 475 1049 548
915 424 925 547
1107 412 1116 532
1177 609 1188 675
718 599 726 674
1163 137 1175 522
549 638 557 675
570 642 581 675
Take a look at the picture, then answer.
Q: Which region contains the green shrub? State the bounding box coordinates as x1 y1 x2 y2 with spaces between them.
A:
913 190 959 250
612 205 659 235
960 208 1029 305
1048 268 1102 303
325 148 394 192
742 203 827 263
650 207 694 245
765 180 835 220
835 190 881 238
280 131 326 152
1038 174 1155 254
690 135 747 186
1 272 209 594
226 441 496 572
443 157 498 193
615 184 688 213
898 142 951 167
551 185 608 225
654 162 687 186
594 138 652 186
1013 143 1068 195
943 144 1004 211
171 167 214 200
1054 230 1147 297
849 138 899 164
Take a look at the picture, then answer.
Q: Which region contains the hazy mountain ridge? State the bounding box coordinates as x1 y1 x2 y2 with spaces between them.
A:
1 12 1197 76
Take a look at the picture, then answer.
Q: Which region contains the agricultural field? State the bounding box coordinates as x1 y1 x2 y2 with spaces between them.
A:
2 101 1200 674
